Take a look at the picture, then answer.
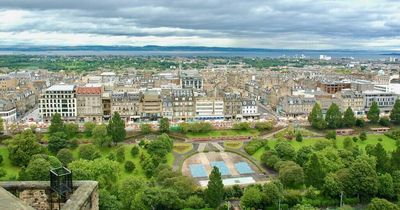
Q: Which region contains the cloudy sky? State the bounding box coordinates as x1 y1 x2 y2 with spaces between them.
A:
0 0 400 50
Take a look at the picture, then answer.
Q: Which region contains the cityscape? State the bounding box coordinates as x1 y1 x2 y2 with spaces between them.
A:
1 1 400 210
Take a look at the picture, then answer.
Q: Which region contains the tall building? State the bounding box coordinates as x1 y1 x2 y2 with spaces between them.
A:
223 92 242 120
180 70 203 90
363 90 397 114
195 97 224 120
111 91 141 122
172 89 195 121
39 84 76 121
141 90 162 120
76 86 103 123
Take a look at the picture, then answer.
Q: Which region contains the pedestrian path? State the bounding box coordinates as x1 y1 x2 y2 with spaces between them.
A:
211 142 224 151
198 143 206 152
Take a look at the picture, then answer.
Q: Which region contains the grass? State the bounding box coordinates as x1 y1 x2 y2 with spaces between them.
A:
252 134 397 160
0 146 20 180
186 129 259 138
223 141 244 149
173 143 193 154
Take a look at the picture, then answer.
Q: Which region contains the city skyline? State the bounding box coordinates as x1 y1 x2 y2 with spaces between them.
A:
1 0 400 50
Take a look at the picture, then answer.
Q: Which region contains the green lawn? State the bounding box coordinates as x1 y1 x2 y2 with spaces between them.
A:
173 143 193 154
0 146 21 180
186 129 259 138
252 134 397 160
223 141 244 149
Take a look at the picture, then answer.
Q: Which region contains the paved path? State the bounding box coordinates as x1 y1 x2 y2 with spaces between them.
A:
259 127 286 139
211 142 224 151
198 143 206 152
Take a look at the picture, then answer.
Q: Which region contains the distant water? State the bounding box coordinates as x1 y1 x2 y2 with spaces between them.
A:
0 50 398 60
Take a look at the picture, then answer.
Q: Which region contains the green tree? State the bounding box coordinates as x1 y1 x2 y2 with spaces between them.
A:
233 122 251 130
343 137 354 150
390 99 400 124
48 113 64 134
304 153 325 188
240 185 263 209
322 173 342 198
124 160 135 173
140 123 152 135
0 118 4 134
391 146 400 171
367 198 399 210
359 131 367 141
254 121 273 131
356 118 365 127
379 117 390 126
92 124 111 148
308 103 326 129
0 154 3 165
159 118 170 133
19 155 62 181
325 103 342 129
274 141 296 161
343 107 356 127
262 180 283 206
378 173 394 199
78 145 101 160
48 132 69 154
107 112 126 144
118 177 146 209
325 130 336 140
295 146 313 167
185 195 205 209
296 132 303 142
367 101 380 124
8 130 44 167
83 121 96 137
116 146 125 163
64 123 79 139
0 167 6 178
99 189 122 210
205 166 224 208
131 145 139 157
56 148 73 166
279 161 304 188
367 143 389 173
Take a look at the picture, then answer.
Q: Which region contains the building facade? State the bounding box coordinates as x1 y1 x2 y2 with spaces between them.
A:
172 89 195 121
363 91 397 114
195 97 224 120
223 92 242 120
111 91 141 122
76 86 103 123
39 85 77 121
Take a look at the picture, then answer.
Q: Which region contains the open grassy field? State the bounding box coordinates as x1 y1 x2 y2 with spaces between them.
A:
0 146 21 180
252 134 397 160
186 129 259 138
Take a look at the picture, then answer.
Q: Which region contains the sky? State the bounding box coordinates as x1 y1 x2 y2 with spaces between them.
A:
0 0 400 50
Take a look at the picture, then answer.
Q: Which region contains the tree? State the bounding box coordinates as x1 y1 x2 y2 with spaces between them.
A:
304 153 325 188
78 145 101 160
379 117 390 126
295 146 313 167
367 198 399 210
107 112 126 143
391 146 400 171
125 160 135 173
279 161 304 188
296 132 303 142
322 173 342 198
391 99 400 124
56 148 73 166
48 113 64 134
308 103 326 129
359 131 367 141
64 123 79 139
263 180 283 206
116 146 125 162
233 122 251 130
92 124 111 147
205 166 224 208
367 101 380 124
48 132 69 154
118 177 146 209
99 189 122 210
131 145 140 157
19 155 62 181
159 118 170 133
343 107 356 128
367 143 389 173
356 118 365 127
0 167 6 178
240 186 263 209
325 103 342 129
140 123 152 135
0 154 3 165
254 121 273 131
275 141 296 161
146 134 173 157
325 130 336 140
378 173 394 199
8 130 44 167
185 195 205 209
83 121 96 137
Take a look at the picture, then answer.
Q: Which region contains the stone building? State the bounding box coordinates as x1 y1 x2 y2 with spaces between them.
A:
76 86 103 123
111 91 141 122
223 92 242 120
241 99 259 120
278 96 315 117
180 70 203 90
0 99 17 123
335 89 364 116
172 88 195 121
318 80 351 94
0 75 17 91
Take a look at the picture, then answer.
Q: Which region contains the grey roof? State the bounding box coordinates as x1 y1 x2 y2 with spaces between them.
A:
46 84 75 91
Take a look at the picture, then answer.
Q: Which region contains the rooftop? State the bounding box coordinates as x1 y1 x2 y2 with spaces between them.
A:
76 86 102 95
46 84 75 92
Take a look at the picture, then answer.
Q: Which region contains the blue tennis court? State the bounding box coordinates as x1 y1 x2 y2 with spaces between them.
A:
189 164 208 178
211 161 231 176
235 162 254 174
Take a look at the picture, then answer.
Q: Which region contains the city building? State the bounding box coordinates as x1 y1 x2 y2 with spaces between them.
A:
363 90 397 114
195 97 224 120
111 91 141 122
39 84 77 121
336 89 364 116
278 96 315 117
318 80 351 94
141 89 162 120
0 99 17 123
180 70 203 90
223 92 242 120
76 86 103 123
0 75 17 91
241 99 259 120
172 89 195 121
162 95 174 120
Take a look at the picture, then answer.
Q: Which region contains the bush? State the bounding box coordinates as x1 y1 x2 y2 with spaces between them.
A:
56 148 73 166
140 124 152 135
0 154 3 165
355 118 365 127
124 160 135 173
325 130 336 140
116 146 125 163
244 139 265 155
131 145 139 157
352 137 358 143
78 145 101 160
233 122 251 131
359 132 367 141
255 121 273 131
379 117 390 126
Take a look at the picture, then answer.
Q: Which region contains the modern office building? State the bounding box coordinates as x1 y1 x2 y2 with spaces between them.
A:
195 97 224 120
39 84 77 121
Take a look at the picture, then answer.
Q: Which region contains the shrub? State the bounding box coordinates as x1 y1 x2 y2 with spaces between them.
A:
244 139 265 155
233 122 251 131
130 145 139 157
124 160 135 173
355 118 365 127
56 148 73 166
352 137 358 142
379 117 390 126
116 146 125 163
78 145 101 160
254 121 273 131
325 130 336 140
359 132 367 141
0 154 3 165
